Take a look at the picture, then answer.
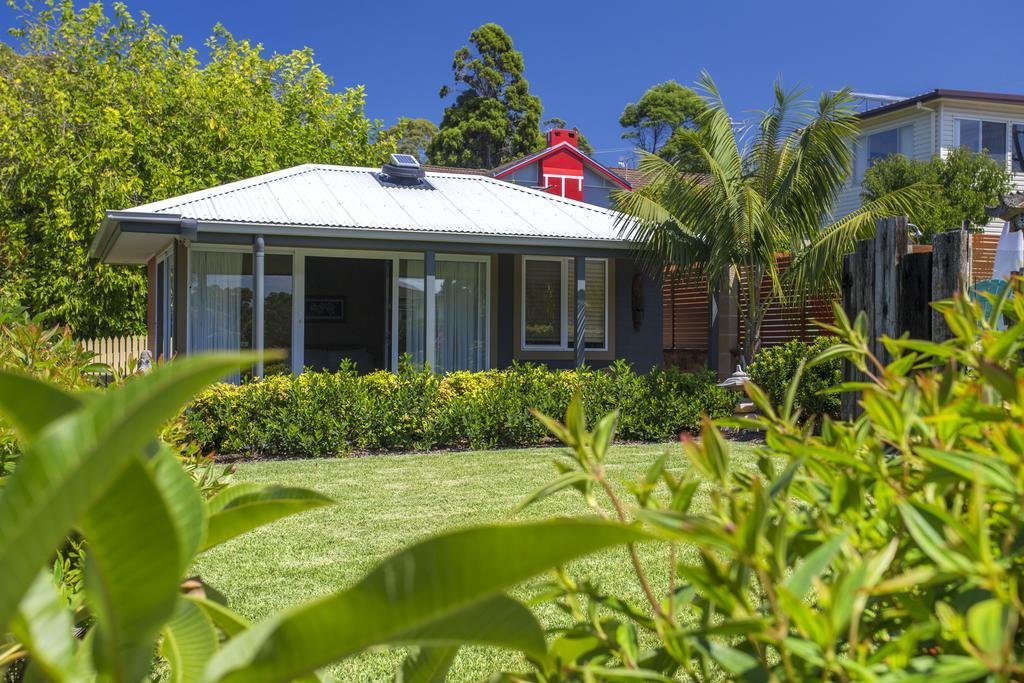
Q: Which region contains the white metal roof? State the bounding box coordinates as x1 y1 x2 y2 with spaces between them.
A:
114 163 626 242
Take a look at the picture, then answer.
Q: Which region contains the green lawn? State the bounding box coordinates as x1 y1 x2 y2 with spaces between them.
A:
192 441 758 681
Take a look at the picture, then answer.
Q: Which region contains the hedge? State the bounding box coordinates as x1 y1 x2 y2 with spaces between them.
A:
182 360 736 457
747 336 842 420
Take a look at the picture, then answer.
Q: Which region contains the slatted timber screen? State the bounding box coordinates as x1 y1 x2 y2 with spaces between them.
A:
902 233 998 283
971 233 999 282
79 335 147 373
736 255 837 349
662 267 708 351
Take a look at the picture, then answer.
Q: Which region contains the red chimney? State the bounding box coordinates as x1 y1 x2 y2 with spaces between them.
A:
547 128 578 148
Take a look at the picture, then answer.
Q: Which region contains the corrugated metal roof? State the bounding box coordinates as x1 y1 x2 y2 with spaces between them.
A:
120 163 626 243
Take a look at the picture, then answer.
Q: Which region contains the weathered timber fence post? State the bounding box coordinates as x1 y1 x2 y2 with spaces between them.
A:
872 216 909 364
931 229 972 342
840 217 910 420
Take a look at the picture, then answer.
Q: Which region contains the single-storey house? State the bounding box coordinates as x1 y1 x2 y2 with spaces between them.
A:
89 156 663 376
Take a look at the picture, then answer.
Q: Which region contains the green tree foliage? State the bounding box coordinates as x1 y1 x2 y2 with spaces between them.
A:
615 74 922 361
862 147 1011 241
428 23 544 169
387 117 438 162
0 2 393 337
619 80 706 170
542 117 595 156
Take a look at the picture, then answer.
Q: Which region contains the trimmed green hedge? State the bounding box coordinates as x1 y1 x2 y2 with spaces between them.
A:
182 360 736 457
747 336 841 420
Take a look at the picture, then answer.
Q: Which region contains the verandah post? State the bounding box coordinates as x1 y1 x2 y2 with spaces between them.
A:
253 235 265 378
574 255 586 368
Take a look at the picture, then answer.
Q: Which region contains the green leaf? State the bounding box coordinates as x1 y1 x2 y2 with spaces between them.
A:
579 666 674 681
898 502 975 574
397 647 458 683
591 410 619 461
202 484 333 552
81 457 184 683
153 448 206 571
0 372 84 439
916 448 1015 494
966 598 1011 658
0 354 251 632
186 596 251 638
518 471 591 510
10 572 82 683
203 519 647 683
784 532 847 599
161 598 219 683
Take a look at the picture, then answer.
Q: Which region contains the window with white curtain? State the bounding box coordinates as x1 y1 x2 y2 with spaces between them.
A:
398 258 425 367
188 250 292 378
435 259 488 372
522 256 607 351
956 118 1007 166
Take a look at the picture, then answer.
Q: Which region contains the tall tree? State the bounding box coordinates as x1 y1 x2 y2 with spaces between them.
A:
387 117 438 162
619 80 706 169
862 147 1010 241
428 23 544 169
615 74 923 362
0 2 392 337
542 117 595 156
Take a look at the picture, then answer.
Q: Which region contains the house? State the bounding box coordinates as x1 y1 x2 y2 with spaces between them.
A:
836 89 1024 231
89 158 663 376
428 128 638 208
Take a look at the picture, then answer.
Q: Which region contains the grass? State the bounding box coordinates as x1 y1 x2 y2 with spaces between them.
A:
192 441 759 681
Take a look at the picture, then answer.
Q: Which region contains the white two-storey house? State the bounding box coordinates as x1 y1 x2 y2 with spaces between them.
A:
836 89 1024 233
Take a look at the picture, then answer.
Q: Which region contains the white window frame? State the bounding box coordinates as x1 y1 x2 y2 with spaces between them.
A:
520 255 608 352
857 125 914 181
186 243 490 374
154 245 174 360
954 117 1010 168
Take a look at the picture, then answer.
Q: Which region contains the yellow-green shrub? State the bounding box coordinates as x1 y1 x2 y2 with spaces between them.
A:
182 361 734 457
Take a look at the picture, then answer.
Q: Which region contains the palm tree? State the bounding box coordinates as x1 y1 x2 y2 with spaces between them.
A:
614 74 925 364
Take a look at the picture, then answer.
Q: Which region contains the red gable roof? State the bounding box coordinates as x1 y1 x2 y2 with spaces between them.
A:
491 141 632 190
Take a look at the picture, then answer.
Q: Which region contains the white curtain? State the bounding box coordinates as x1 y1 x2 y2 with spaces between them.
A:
398 259 425 366
436 260 487 372
189 251 244 357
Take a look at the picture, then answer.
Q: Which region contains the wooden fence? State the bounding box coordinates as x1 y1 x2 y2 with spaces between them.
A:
79 335 147 373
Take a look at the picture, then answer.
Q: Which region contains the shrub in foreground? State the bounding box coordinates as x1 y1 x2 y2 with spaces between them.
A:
182 360 735 457
748 335 841 419
512 287 1024 680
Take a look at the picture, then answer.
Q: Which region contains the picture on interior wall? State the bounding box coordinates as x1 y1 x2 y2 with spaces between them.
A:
305 296 346 322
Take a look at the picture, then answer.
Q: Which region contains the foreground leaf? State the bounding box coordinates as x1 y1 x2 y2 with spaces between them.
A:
202 484 333 552
81 457 184 683
0 354 251 632
397 647 459 683
10 572 82 683
203 519 648 683
161 598 219 683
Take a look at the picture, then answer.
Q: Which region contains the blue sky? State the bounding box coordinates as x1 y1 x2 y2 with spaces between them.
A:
3 0 1021 166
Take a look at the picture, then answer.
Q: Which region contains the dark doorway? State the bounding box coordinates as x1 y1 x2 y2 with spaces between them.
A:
303 257 390 373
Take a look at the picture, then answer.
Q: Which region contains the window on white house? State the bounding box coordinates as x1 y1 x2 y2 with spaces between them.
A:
867 129 899 166
1012 125 1024 173
857 125 914 180
522 257 607 350
956 118 1007 166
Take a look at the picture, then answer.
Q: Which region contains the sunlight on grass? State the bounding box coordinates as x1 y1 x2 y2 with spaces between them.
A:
192 441 758 680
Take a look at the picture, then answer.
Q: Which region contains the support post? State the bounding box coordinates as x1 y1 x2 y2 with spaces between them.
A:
424 251 436 370
253 235 265 378
872 216 909 364
574 255 586 368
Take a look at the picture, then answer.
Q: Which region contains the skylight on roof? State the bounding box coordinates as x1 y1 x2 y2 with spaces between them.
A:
390 153 420 168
